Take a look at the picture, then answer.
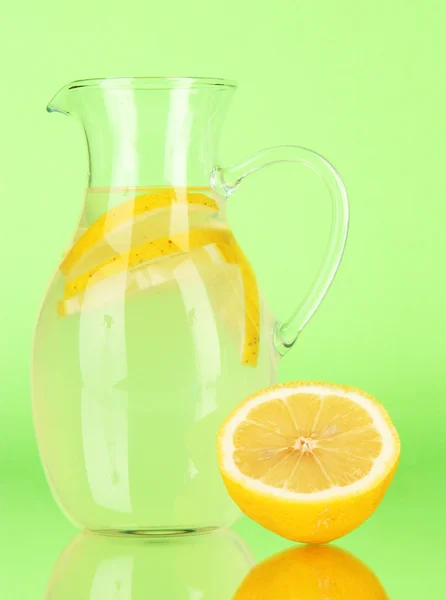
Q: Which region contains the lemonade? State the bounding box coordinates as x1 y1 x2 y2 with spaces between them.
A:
33 187 278 532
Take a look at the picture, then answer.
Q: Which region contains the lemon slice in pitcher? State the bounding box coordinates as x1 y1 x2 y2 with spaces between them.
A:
218 382 400 543
59 226 261 366
218 241 260 366
57 243 228 317
61 188 220 276
63 227 233 299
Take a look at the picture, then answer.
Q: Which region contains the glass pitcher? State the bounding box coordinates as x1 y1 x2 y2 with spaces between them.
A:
32 77 348 534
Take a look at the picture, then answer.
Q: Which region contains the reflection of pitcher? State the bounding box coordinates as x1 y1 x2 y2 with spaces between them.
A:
46 530 254 599
32 77 349 533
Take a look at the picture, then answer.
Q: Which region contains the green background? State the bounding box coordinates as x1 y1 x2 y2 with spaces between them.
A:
1 0 445 597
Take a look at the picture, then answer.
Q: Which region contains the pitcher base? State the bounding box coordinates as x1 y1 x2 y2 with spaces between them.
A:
92 526 219 538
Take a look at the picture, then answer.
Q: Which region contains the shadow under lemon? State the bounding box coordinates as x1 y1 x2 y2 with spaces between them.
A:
234 544 389 600
45 530 254 599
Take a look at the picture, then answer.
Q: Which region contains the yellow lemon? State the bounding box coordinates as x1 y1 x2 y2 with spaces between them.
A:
63 227 233 299
218 382 400 543
61 187 219 276
234 544 389 599
58 187 261 366
218 241 260 367
59 225 261 366
57 243 228 316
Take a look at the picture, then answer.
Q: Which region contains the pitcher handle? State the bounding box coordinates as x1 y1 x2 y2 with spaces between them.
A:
211 145 349 356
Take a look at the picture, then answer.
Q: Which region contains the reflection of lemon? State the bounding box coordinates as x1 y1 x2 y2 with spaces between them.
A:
218 382 400 543
61 188 219 275
234 544 389 599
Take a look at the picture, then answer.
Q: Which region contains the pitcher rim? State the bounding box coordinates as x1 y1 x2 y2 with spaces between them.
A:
65 76 237 91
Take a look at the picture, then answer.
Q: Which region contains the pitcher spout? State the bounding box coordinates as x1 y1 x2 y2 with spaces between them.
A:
46 76 236 187
47 82 73 116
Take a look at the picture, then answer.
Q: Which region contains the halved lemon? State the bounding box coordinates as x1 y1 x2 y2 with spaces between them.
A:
217 382 400 543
